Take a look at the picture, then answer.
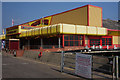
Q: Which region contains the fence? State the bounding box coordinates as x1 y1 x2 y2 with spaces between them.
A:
23 45 61 49
60 51 119 80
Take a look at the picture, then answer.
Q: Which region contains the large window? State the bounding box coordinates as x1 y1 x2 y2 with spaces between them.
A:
44 20 49 25
102 38 112 46
31 20 41 26
64 35 83 46
90 39 100 46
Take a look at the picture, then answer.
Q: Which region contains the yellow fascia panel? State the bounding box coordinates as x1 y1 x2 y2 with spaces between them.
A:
30 30 33 36
21 29 28 32
29 30 32 36
113 36 120 44
39 28 41 35
51 25 57 34
28 21 36 26
18 26 21 33
62 24 75 34
19 33 22 37
23 31 26 37
76 25 86 34
87 26 97 35
1 35 5 39
0 35 5 40
26 31 29 36
27 31 30 36
31 29 33 36
34 28 40 35
108 31 120 36
42 27 47 35
57 24 62 33
20 31 25 37
26 31 28 37
0 36 2 40
47 26 51 34
97 27 107 35
6 29 19 34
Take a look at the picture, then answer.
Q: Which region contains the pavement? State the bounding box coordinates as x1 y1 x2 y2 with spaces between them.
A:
2 53 85 79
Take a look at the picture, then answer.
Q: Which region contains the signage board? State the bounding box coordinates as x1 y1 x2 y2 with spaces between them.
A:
75 53 92 78
6 26 21 35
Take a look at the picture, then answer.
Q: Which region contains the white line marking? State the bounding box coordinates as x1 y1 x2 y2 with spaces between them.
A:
2 64 8 65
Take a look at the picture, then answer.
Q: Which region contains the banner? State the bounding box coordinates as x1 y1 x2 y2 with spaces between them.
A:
75 53 92 78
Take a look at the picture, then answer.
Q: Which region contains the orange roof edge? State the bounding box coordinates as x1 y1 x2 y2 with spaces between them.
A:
88 4 102 9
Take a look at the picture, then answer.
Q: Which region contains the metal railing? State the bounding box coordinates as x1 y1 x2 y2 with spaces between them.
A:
60 52 119 80
23 45 62 49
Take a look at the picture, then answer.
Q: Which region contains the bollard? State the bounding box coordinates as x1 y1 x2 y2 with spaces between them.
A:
96 46 98 49
61 51 64 72
14 50 16 57
107 45 109 49
92 45 95 49
113 56 115 80
114 45 117 49
116 56 119 80
85 45 89 49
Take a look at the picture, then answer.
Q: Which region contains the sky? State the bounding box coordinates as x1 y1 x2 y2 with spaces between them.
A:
2 2 119 29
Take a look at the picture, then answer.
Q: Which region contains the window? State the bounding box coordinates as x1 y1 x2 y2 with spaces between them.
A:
31 20 40 26
102 38 105 46
64 35 69 40
75 41 79 46
70 41 73 46
90 39 100 46
75 35 78 40
70 35 73 40
64 35 83 46
44 20 49 25
64 41 68 46
102 38 112 46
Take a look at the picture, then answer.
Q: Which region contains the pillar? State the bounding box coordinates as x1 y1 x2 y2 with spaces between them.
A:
62 35 64 48
83 35 85 46
41 38 43 48
58 37 61 48
28 39 30 49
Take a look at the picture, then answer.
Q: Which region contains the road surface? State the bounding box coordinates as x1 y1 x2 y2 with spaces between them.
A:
2 53 84 79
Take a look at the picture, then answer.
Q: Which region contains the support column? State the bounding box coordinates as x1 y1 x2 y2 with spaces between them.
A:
83 35 85 47
100 39 102 46
62 35 64 48
58 37 61 48
41 38 43 48
116 56 119 80
19 39 20 50
28 39 30 49
113 56 115 80
9 40 10 50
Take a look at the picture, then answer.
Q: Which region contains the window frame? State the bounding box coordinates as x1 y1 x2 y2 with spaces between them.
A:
102 37 112 46
64 35 83 46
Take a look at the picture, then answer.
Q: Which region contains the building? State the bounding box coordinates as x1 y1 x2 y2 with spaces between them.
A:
0 4 120 52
